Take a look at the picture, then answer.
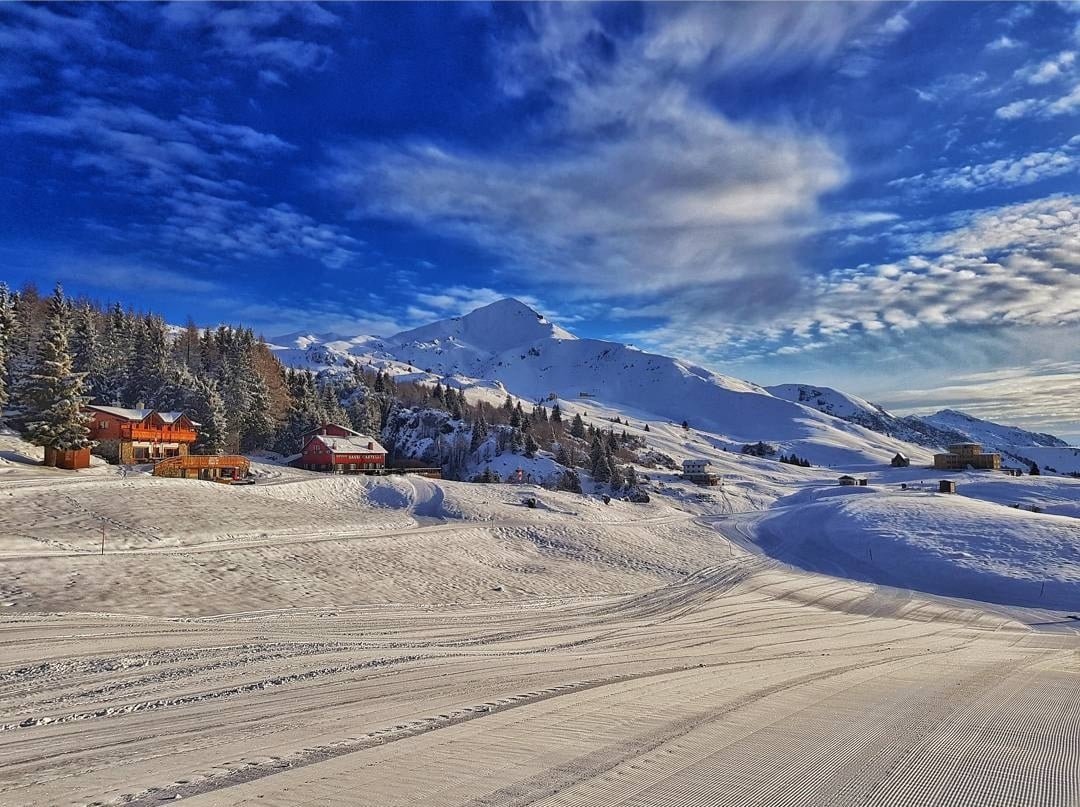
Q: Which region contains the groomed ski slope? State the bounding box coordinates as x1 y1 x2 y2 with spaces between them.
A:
1 429 1079 806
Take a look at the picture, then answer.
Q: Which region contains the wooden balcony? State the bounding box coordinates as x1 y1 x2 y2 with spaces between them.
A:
120 426 198 443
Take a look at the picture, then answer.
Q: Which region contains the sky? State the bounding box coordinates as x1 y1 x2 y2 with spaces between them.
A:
1 2 1079 441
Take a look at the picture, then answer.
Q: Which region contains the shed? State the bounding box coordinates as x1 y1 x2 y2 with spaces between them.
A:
44 446 91 470
890 452 910 468
838 475 858 486
939 480 957 494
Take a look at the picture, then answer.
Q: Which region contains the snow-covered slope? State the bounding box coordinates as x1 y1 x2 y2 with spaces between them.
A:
758 483 1080 610
766 386 1072 464
270 299 933 467
920 409 1069 450
766 384 968 449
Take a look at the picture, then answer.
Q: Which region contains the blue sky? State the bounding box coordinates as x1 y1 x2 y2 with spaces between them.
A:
2 2 1079 439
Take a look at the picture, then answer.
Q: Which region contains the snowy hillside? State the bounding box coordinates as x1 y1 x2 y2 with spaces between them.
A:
757 483 1080 610
766 385 1073 465
920 409 1069 449
766 384 969 449
270 300 935 466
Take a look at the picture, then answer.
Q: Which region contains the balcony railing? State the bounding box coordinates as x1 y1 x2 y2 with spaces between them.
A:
120 426 198 443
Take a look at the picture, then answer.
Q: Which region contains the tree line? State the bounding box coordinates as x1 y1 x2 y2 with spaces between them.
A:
0 282 648 489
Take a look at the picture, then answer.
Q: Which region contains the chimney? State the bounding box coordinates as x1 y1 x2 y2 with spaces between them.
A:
367 441 373 450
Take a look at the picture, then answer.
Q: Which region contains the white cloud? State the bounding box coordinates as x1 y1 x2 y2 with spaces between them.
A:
889 139 1080 193
623 195 1080 364
326 4 855 295
159 2 338 73
8 98 356 268
1017 50 1076 84
987 35 1022 51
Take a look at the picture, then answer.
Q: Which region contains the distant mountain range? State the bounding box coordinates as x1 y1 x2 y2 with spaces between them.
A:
268 298 1071 468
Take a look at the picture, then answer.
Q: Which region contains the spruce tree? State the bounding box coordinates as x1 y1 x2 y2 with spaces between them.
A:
550 402 562 423
524 430 539 459
70 304 107 403
590 435 610 482
0 283 12 413
570 413 586 439
23 285 93 457
470 413 489 453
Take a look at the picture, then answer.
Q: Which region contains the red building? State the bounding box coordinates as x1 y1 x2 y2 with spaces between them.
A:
44 446 92 470
291 423 387 474
85 405 198 464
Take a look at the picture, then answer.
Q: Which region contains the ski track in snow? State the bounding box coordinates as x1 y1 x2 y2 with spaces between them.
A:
0 427 1078 806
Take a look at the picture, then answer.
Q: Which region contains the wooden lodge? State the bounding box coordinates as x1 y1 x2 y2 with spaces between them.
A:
153 453 251 483
85 405 198 464
891 452 910 468
290 423 388 474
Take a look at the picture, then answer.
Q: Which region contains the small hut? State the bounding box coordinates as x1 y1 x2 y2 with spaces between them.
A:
938 480 957 494
838 475 858 486
891 452 910 468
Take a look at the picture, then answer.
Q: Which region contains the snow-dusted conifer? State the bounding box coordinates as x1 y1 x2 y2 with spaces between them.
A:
23 285 92 455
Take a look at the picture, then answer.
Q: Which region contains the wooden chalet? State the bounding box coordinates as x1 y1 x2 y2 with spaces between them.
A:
891 452 910 468
291 424 387 474
85 405 198 464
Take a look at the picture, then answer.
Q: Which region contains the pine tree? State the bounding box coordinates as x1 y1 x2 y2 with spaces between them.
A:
682 420 690 430
555 442 571 467
557 468 582 493
607 455 624 490
70 304 108 403
23 285 93 457
570 413 586 439
0 283 12 413
643 423 650 432
470 413 489 453
550 402 562 423
523 430 539 459
183 371 227 455
590 435 610 482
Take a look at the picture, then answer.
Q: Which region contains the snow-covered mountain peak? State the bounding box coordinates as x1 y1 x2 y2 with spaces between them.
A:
389 298 576 356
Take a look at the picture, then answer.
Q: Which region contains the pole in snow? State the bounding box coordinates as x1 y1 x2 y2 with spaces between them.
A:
101 520 105 556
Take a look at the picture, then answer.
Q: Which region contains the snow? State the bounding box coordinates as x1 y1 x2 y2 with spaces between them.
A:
922 408 1068 449
756 477 1080 610
271 300 940 467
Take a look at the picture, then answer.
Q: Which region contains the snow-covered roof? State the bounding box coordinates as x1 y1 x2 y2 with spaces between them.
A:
301 422 361 436
308 434 387 455
86 405 153 421
157 411 187 424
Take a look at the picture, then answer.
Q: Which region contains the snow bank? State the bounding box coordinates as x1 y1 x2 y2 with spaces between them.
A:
759 487 1080 610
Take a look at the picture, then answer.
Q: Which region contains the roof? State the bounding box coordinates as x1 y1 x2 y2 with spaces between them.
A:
893 452 909 458
307 434 387 455
157 411 187 424
838 474 857 480
301 422 362 436
86 405 154 421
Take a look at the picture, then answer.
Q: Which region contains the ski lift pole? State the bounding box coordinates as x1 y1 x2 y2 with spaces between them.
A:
101 520 106 556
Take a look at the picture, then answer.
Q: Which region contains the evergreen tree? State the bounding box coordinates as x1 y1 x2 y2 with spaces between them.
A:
643 423 650 432
523 430 539 459
1029 462 1040 476
681 420 690 430
0 283 12 413
183 372 227 455
570 413 586 439
70 304 108 403
23 286 93 457
607 455 624 490
550 402 562 423
590 435 610 482
555 442 571 467
557 468 582 493
470 413 489 453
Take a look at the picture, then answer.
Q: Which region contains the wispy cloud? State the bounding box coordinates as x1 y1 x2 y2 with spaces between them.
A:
158 2 339 74
7 98 356 268
325 4 878 297
889 137 1080 193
